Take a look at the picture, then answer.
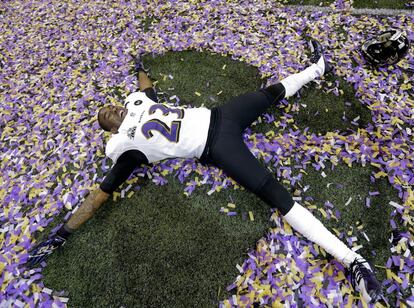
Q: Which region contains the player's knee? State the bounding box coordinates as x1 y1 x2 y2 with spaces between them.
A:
262 83 286 102
256 175 294 215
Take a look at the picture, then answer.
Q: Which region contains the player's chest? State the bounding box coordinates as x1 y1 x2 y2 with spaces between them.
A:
121 102 185 143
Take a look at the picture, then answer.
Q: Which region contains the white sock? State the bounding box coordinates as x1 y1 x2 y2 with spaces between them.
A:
316 56 326 75
280 61 325 98
284 202 358 267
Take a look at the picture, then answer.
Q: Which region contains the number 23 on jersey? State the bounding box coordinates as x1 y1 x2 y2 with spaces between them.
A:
141 104 185 143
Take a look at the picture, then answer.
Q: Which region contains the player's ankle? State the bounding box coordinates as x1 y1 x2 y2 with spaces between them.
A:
315 57 325 76
342 251 360 268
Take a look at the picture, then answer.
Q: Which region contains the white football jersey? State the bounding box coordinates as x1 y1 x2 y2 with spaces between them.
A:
105 92 211 164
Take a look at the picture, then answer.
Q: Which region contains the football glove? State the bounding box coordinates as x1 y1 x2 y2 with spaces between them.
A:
132 54 150 75
27 235 66 267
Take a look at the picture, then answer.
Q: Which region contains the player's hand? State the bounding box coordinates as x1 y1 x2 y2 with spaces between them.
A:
132 54 150 75
27 235 66 267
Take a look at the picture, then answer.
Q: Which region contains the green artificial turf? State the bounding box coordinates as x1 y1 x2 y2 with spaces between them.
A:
141 50 262 109
42 51 400 306
298 163 398 282
251 77 373 136
43 178 271 307
292 77 373 134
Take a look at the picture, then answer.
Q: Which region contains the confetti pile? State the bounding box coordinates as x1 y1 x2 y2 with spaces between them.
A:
0 0 413 306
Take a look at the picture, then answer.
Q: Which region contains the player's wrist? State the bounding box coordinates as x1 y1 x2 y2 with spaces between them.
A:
133 54 151 75
56 224 74 240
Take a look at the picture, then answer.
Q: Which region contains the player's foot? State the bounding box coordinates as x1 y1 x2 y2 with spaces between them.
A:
132 54 150 75
349 256 382 303
309 39 333 75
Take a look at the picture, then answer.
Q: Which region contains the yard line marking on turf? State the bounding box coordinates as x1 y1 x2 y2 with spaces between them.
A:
285 5 413 16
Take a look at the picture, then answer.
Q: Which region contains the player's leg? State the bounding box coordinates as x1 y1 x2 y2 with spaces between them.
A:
284 202 382 303
219 40 331 130
218 84 284 131
209 131 381 303
209 129 293 214
210 134 358 264
278 40 332 98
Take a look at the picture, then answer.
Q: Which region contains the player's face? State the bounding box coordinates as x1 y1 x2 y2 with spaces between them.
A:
99 105 128 132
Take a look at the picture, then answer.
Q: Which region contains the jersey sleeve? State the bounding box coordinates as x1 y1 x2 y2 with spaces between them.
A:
105 136 137 164
124 89 157 107
143 87 158 102
100 150 149 194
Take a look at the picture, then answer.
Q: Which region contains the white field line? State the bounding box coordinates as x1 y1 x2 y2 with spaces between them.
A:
285 5 413 16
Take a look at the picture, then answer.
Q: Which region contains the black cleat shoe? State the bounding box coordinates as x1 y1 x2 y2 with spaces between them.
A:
349 257 382 303
309 39 333 75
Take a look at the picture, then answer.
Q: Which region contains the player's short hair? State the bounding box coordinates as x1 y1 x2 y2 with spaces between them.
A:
97 107 111 132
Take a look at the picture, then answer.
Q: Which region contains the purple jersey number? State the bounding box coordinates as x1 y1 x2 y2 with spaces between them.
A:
141 104 184 142
148 104 184 119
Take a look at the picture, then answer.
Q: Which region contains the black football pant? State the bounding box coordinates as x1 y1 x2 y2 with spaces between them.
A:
200 83 294 215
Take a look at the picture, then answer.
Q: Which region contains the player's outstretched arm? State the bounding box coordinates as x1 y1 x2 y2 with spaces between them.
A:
27 150 145 267
138 71 153 91
27 189 110 267
132 54 153 91
65 188 110 230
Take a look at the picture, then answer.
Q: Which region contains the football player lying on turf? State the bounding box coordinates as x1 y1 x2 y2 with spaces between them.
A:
28 41 382 303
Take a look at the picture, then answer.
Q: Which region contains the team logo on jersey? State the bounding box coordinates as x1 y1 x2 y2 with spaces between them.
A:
127 126 137 139
125 99 143 108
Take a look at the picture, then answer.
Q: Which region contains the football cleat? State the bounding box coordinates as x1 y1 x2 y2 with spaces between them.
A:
309 39 333 75
349 256 382 303
27 235 66 267
132 54 150 75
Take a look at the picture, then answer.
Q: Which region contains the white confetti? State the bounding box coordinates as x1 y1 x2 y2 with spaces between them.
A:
232 295 238 306
42 287 53 295
236 264 244 273
59 297 69 303
389 201 403 209
362 232 370 242
207 189 215 195
351 245 363 252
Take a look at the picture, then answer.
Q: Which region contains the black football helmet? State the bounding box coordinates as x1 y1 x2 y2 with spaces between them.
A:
361 30 410 66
